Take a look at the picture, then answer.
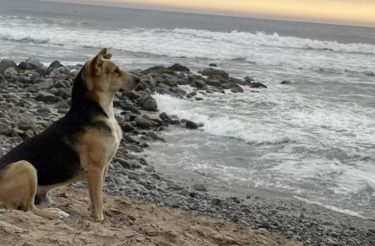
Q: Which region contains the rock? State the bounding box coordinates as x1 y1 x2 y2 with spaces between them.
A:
0 59 17 73
206 79 222 87
281 80 292 85
49 60 64 70
168 63 190 72
4 67 18 77
138 95 158 111
0 74 8 89
17 120 36 132
212 198 222 206
159 112 172 122
201 68 229 80
18 58 44 70
145 131 165 142
230 83 244 93
114 158 142 169
250 82 267 88
186 91 197 98
185 120 199 130
135 116 158 129
209 63 217 67
194 80 207 89
122 91 140 101
35 91 58 103
36 107 52 114
0 122 12 136
143 65 171 74
244 76 255 83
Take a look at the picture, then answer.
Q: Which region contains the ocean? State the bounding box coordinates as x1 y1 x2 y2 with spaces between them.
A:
1 0 375 218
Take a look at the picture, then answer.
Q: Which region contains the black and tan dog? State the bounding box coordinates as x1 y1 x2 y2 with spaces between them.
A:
0 48 139 221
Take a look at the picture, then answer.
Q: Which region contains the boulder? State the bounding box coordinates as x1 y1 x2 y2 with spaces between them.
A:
138 95 158 111
143 65 171 74
185 120 199 130
0 59 17 73
49 60 64 70
194 80 207 89
250 82 267 88
205 79 222 87
201 68 229 80
230 84 244 93
18 58 44 70
281 80 292 85
168 63 190 72
159 112 172 122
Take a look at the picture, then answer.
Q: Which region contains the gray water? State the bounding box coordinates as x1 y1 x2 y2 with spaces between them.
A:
0 0 375 218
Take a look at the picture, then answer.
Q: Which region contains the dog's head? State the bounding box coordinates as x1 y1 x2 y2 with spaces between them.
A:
84 48 139 93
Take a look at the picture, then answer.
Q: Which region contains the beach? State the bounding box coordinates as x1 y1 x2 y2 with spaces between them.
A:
1 0 375 245
0 59 375 245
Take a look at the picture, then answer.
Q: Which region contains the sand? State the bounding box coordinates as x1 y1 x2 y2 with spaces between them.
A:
0 187 299 246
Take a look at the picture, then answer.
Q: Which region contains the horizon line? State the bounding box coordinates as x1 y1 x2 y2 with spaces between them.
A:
38 0 375 29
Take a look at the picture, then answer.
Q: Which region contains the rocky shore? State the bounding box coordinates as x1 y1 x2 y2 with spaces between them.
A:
1 58 375 246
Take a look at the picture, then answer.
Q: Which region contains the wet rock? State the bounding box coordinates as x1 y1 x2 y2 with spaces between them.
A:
185 120 199 130
49 60 64 70
168 63 190 72
209 63 217 67
186 91 197 98
143 65 171 74
230 84 244 93
206 79 222 87
201 68 229 80
281 80 292 85
122 90 141 101
135 116 158 129
194 80 207 89
0 59 17 73
159 112 172 122
145 131 165 142
250 82 267 88
138 95 158 111
18 58 44 70
244 76 255 83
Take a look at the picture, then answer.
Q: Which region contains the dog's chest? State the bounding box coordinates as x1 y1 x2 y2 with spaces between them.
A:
104 117 122 162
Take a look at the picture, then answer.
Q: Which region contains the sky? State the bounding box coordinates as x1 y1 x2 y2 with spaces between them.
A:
44 0 375 27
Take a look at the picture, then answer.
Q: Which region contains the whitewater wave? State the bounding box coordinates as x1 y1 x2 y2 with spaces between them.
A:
0 15 375 76
294 196 367 219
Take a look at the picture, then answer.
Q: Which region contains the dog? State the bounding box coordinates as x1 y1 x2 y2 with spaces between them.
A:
0 48 139 221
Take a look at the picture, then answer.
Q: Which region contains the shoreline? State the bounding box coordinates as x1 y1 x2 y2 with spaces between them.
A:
1 57 375 245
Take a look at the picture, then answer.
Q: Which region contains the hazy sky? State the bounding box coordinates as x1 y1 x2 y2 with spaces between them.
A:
45 0 375 26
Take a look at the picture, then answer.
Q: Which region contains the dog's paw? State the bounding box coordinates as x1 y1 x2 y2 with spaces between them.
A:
46 208 70 219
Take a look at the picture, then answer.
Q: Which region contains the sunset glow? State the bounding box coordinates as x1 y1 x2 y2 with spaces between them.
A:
47 0 375 26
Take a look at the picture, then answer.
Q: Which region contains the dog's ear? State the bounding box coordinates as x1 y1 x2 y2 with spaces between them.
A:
103 53 112 60
91 48 108 76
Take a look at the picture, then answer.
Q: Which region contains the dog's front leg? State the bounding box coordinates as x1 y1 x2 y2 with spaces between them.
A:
87 167 105 221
